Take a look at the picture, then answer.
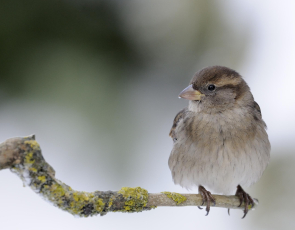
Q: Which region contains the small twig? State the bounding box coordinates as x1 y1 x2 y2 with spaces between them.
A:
0 135 254 217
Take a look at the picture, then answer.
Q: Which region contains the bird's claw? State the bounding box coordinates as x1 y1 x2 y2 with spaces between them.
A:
198 185 216 216
235 185 255 219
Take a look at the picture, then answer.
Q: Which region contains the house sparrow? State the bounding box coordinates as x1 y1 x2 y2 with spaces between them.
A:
169 66 270 218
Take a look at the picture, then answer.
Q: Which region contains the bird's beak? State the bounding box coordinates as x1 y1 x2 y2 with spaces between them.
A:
178 84 205 101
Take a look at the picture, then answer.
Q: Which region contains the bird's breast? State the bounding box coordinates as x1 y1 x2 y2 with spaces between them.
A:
182 108 257 150
169 107 270 194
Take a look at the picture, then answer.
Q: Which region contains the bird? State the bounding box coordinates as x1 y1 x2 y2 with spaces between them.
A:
168 66 270 218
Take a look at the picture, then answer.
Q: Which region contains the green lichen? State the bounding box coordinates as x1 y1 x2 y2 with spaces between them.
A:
161 191 187 205
118 187 148 212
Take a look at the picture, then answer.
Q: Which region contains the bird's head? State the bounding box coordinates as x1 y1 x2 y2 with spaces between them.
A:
179 66 252 113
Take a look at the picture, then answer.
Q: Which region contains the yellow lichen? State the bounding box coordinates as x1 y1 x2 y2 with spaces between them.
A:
108 198 113 208
24 152 35 164
118 187 148 212
72 192 93 203
82 193 89 201
94 198 105 212
29 167 37 172
38 175 46 183
64 191 104 215
162 191 187 205
89 193 94 199
50 184 66 197
24 140 40 150
73 192 80 202
70 201 82 215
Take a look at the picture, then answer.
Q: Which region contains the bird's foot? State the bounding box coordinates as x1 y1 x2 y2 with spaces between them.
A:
198 185 216 216
235 185 255 219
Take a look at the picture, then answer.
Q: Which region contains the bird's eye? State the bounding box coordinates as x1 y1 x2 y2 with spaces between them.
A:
207 84 216 91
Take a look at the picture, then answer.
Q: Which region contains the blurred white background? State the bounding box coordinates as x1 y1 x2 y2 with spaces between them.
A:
0 0 294 229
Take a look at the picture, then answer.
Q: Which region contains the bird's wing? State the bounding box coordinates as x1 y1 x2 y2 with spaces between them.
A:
169 108 187 140
253 101 268 128
253 101 262 119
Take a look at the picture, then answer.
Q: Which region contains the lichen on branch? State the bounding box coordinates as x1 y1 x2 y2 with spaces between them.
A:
0 135 255 217
161 192 187 205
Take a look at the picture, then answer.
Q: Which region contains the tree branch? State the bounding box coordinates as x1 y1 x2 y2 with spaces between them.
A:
0 135 256 217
